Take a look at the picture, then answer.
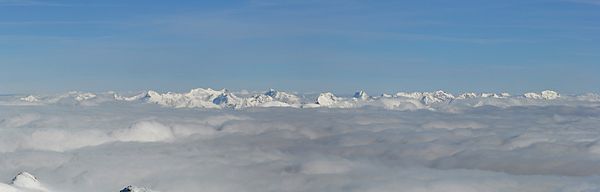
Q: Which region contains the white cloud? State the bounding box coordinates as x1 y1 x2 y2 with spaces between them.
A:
1 93 600 191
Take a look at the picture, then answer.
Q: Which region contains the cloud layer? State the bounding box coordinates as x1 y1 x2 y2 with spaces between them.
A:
1 97 600 191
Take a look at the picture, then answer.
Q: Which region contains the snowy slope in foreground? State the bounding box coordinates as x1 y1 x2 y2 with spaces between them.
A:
0 172 157 192
0 172 52 192
4 88 600 111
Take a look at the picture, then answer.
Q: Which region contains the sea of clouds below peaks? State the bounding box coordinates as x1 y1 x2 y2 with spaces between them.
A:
1 101 600 191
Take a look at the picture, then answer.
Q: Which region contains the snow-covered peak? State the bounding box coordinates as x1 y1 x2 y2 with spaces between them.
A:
5 88 597 110
454 92 511 99
432 90 455 100
212 92 240 106
524 90 560 100
265 89 301 104
144 88 304 109
19 92 99 104
10 172 48 192
394 90 454 104
316 92 339 106
20 95 40 103
457 93 478 99
420 91 455 105
481 93 510 98
12 172 40 188
353 90 370 101
145 88 227 109
480 93 498 98
541 90 560 100
119 185 158 192
114 92 149 102
265 89 277 97
189 88 227 97
395 92 423 99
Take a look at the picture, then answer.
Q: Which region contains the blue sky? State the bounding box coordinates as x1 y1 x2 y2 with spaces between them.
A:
1 0 599 94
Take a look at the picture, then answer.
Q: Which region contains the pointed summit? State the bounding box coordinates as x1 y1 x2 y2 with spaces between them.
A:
264 89 301 104
353 90 369 101
316 92 339 106
11 172 47 191
524 90 560 100
265 88 278 97
120 185 157 192
420 91 455 105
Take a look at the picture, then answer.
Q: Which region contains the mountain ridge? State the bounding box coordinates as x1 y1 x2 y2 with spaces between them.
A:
6 88 599 110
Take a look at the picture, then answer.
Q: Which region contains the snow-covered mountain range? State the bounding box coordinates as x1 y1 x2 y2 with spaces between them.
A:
4 88 599 110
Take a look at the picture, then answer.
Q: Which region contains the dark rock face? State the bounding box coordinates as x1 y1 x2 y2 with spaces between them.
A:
120 186 134 192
